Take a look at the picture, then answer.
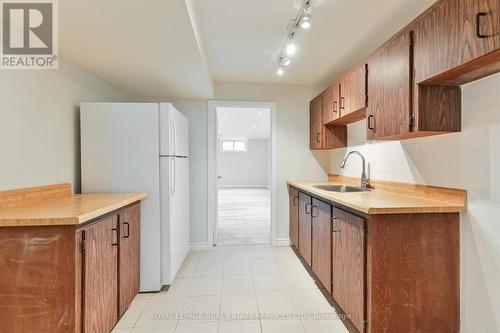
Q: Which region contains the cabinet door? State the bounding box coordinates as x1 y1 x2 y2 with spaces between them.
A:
298 193 312 267
322 84 340 124
82 215 118 333
367 32 412 140
331 208 365 332
288 188 299 249
309 97 323 149
414 0 499 84
118 204 141 317
311 198 332 292
340 65 367 117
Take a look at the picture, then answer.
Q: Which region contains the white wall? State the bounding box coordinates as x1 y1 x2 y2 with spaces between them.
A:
0 61 123 192
329 73 500 333
218 138 270 187
173 82 328 244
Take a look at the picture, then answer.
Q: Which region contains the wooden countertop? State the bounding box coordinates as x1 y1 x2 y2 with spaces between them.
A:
288 175 467 215
0 184 147 227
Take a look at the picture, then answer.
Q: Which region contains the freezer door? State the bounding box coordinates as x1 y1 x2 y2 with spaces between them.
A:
160 157 190 284
159 103 189 157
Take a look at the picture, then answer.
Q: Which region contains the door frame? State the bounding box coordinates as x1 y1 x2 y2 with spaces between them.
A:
207 100 277 247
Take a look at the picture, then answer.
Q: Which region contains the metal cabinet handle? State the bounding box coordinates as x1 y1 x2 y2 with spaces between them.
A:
311 206 318 218
123 222 130 238
293 196 299 206
368 115 375 130
112 228 119 245
305 203 311 215
316 132 320 143
333 101 338 113
476 12 487 38
340 96 345 109
331 216 339 232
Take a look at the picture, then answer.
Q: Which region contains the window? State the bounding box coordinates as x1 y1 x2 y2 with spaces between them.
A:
220 139 247 152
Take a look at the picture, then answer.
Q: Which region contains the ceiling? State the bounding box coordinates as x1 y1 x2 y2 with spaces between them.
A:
193 0 437 86
59 0 437 98
60 0 213 99
217 107 271 139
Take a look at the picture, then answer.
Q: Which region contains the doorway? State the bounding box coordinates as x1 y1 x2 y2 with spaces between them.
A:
208 101 276 247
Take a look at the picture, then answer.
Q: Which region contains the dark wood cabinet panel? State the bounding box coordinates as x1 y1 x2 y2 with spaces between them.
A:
82 215 118 333
414 0 500 84
298 192 312 267
118 204 141 317
311 198 332 293
323 124 348 150
331 207 365 333
309 96 323 150
366 32 412 140
338 64 367 124
322 83 340 124
288 188 299 249
0 226 77 333
367 213 459 333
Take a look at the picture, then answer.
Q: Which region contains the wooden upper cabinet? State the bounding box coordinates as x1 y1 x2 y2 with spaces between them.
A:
367 32 412 140
298 192 312 267
309 96 323 150
311 198 332 293
338 64 367 124
118 204 141 317
82 215 118 333
414 0 500 85
331 208 365 333
322 83 340 124
310 95 347 150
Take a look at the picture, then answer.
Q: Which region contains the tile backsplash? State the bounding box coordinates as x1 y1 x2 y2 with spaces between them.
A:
328 73 500 332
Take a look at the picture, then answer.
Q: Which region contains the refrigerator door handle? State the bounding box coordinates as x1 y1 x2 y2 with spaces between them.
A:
172 158 176 194
170 118 177 156
170 158 176 194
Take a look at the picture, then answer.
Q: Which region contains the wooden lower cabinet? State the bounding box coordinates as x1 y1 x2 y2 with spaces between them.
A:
311 198 332 293
288 187 299 249
118 205 141 317
81 215 119 333
0 203 141 333
298 192 312 266
331 207 365 332
288 186 460 333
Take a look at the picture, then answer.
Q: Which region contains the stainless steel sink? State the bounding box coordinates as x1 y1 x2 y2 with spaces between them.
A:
313 185 370 192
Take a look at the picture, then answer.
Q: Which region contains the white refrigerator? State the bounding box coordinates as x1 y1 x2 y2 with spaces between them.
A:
80 102 190 292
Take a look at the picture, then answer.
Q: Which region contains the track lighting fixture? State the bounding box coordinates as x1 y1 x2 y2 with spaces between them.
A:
275 0 312 75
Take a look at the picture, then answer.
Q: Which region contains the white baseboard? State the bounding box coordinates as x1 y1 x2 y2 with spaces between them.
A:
189 242 213 251
273 238 291 246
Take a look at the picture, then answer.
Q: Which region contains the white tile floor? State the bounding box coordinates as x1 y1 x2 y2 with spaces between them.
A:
112 246 349 333
217 188 271 246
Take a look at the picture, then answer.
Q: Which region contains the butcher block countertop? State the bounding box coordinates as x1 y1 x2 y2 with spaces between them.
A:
0 183 147 227
288 175 467 215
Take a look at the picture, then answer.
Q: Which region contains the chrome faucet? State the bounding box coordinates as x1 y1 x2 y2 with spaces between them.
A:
340 151 371 191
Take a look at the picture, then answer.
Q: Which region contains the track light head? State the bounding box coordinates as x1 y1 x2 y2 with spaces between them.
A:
300 7 312 29
285 38 296 56
280 54 292 66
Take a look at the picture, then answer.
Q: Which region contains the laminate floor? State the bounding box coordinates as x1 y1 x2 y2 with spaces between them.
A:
216 188 271 246
112 245 349 333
